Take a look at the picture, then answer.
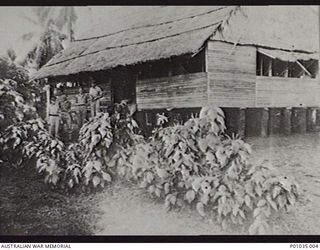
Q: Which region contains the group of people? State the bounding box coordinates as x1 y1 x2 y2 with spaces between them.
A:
49 79 103 138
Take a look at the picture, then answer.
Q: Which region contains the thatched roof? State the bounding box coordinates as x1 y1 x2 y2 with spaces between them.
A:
33 6 319 79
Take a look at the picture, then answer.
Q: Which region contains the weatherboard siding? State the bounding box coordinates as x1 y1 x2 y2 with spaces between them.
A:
207 41 256 107
255 76 320 107
136 72 208 110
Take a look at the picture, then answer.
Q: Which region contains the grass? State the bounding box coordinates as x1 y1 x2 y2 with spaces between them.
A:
1 132 319 235
0 165 99 235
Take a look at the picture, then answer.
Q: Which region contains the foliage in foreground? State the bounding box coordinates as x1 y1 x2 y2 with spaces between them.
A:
0 104 299 234
0 79 36 130
111 107 299 234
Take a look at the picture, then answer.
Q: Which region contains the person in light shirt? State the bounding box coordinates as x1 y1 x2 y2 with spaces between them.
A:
48 97 60 137
76 87 88 126
88 77 103 117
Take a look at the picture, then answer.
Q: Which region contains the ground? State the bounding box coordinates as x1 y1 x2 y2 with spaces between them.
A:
1 133 319 235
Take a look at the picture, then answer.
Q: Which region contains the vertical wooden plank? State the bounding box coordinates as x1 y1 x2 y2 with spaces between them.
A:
205 42 210 105
238 108 246 138
45 83 50 122
281 107 292 135
268 108 281 135
259 56 263 76
306 107 317 132
284 62 289 78
292 107 307 133
261 108 269 137
268 59 272 77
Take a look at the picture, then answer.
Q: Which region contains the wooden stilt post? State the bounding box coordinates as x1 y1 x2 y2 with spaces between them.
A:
268 108 279 135
300 108 307 133
45 83 50 122
238 107 246 138
292 107 307 133
306 107 317 132
281 107 292 135
261 108 269 137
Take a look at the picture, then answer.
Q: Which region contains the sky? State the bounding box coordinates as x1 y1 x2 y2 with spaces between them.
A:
0 6 116 58
0 6 318 60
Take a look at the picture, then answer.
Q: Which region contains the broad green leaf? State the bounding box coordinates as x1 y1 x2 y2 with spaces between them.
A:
145 172 154 183
255 184 263 197
244 195 251 208
148 185 155 194
185 190 196 203
164 183 170 194
265 193 278 210
191 177 202 192
200 193 209 205
155 188 161 198
239 210 246 219
68 179 74 188
92 176 100 187
102 172 112 182
257 199 267 207
196 202 206 217
253 208 260 218
272 186 282 198
198 138 208 152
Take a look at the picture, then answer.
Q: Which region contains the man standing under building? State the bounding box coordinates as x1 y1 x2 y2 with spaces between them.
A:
59 92 72 134
75 87 88 127
48 96 60 138
88 77 103 118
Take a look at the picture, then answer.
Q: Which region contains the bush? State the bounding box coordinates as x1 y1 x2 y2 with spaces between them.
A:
0 79 36 130
0 118 65 186
111 106 299 234
0 103 299 234
0 101 140 187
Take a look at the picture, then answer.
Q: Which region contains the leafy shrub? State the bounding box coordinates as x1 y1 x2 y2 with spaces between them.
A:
0 79 36 130
76 102 140 188
0 118 66 186
0 100 299 234
112 106 299 234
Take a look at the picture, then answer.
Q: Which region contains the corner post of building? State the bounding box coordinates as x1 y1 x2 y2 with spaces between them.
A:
268 108 278 135
306 107 317 132
238 107 246 138
281 107 292 135
292 107 307 133
261 107 269 137
44 79 50 122
299 107 307 133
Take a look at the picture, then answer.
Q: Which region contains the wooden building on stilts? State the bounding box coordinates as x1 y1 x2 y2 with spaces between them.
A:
33 6 320 137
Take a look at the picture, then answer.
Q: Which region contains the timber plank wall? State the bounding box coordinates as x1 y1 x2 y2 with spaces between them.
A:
256 76 320 107
207 40 257 107
136 72 208 110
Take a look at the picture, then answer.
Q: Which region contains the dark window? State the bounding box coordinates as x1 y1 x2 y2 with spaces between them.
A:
288 62 303 78
256 52 272 76
257 52 318 79
138 49 205 80
138 60 170 80
272 59 288 77
299 60 318 78
171 50 205 76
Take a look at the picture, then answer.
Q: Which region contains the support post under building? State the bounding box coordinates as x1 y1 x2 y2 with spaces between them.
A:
261 108 269 137
306 107 317 132
281 107 292 135
291 107 307 133
238 108 246 138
